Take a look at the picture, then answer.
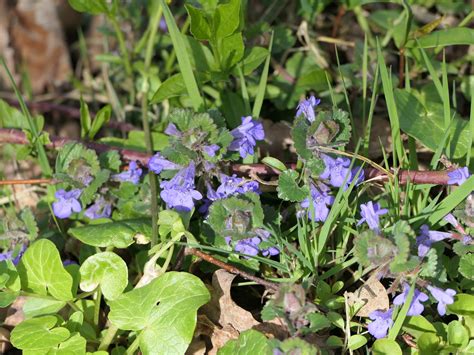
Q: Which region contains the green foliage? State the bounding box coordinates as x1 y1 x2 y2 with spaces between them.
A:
17 239 74 301
372 339 402 354
217 329 272 355
108 272 210 354
277 170 309 202
354 230 396 268
459 253 474 280
79 252 128 300
69 219 151 248
0 261 20 307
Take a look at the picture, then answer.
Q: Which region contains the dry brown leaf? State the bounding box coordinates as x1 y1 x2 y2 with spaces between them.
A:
346 276 389 317
3 296 26 327
201 269 260 332
7 0 72 93
261 119 295 160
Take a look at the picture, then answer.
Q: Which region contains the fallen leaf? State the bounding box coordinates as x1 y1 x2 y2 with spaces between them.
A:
3 296 26 328
346 276 389 317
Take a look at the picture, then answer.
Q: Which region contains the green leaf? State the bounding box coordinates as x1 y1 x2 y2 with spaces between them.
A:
448 294 474 316
217 329 271 355
126 130 170 151
238 47 269 76
348 335 367 350
108 272 210 355
80 169 110 206
278 338 319 354
80 252 128 300
17 239 74 301
99 151 121 172
88 105 111 140
67 0 108 14
186 4 211 40
417 332 441 352
405 27 474 48
403 315 436 339
459 253 474 280
160 0 204 111
261 157 287 172
354 230 396 268
20 208 38 240
48 333 87 354
215 0 241 39
10 316 70 350
23 298 66 319
0 260 20 307
372 339 402 355
218 31 245 70
447 320 469 348
292 117 312 160
79 98 91 139
395 89 471 159
307 313 331 332
69 219 151 248
277 170 309 202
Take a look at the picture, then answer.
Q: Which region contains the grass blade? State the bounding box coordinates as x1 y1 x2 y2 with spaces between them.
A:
252 31 273 119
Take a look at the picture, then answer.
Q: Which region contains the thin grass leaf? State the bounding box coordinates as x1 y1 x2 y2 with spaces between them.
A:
388 281 415 340
376 40 404 166
0 57 52 176
467 89 473 166
160 0 204 112
252 31 273 119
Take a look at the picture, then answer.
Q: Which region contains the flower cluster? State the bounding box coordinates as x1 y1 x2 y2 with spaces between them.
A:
320 154 364 190
112 161 143 185
226 229 279 258
300 183 334 222
0 244 27 266
296 95 321 122
357 201 388 231
84 196 112 220
53 189 82 219
368 284 457 339
447 166 471 186
148 153 181 175
160 162 203 212
228 116 265 158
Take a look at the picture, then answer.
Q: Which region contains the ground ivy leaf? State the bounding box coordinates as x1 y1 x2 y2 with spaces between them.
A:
17 239 74 301
217 329 272 355
80 252 128 300
459 254 474 280
69 219 151 248
10 316 70 350
108 272 210 354
23 298 66 319
48 333 87 355
277 170 309 202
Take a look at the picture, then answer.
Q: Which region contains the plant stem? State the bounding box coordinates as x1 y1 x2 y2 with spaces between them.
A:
93 288 102 328
141 4 163 247
125 335 140 355
98 324 119 351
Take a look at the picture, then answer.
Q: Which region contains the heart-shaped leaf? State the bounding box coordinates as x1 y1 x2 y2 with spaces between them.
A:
108 272 210 355
10 316 70 350
80 252 128 300
17 239 74 301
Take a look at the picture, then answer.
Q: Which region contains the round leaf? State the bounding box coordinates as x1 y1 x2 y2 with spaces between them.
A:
448 294 474 316
348 335 367 350
108 272 210 355
17 239 74 301
372 339 402 355
277 170 309 202
447 320 469 348
80 252 128 300
11 316 70 350
459 254 474 280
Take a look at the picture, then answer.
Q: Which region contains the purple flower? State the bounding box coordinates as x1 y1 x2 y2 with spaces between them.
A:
112 161 142 185
300 183 334 222
159 17 168 32
444 213 459 228
228 229 279 258
427 285 456 316
447 167 471 186
53 189 82 219
368 309 393 339
160 162 202 212
357 201 388 231
203 144 220 157
462 235 472 245
63 259 78 266
84 197 112 220
416 225 452 258
148 153 181 174
296 95 321 122
164 123 182 137
0 244 27 266
320 155 364 189
228 116 265 158
393 283 429 316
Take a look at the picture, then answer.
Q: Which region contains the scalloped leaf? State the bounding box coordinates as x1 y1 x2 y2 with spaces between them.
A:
277 170 309 202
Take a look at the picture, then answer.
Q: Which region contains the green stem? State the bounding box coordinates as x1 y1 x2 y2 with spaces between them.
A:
98 324 119 351
109 17 135 103
125 335 141 355
141 4 164 246
67 301 82 313
93 288 102 327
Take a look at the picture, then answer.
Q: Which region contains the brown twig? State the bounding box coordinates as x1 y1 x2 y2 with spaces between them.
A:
0 178 53 185
0 128 456 185
185 247 280 291
332 5 346 38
